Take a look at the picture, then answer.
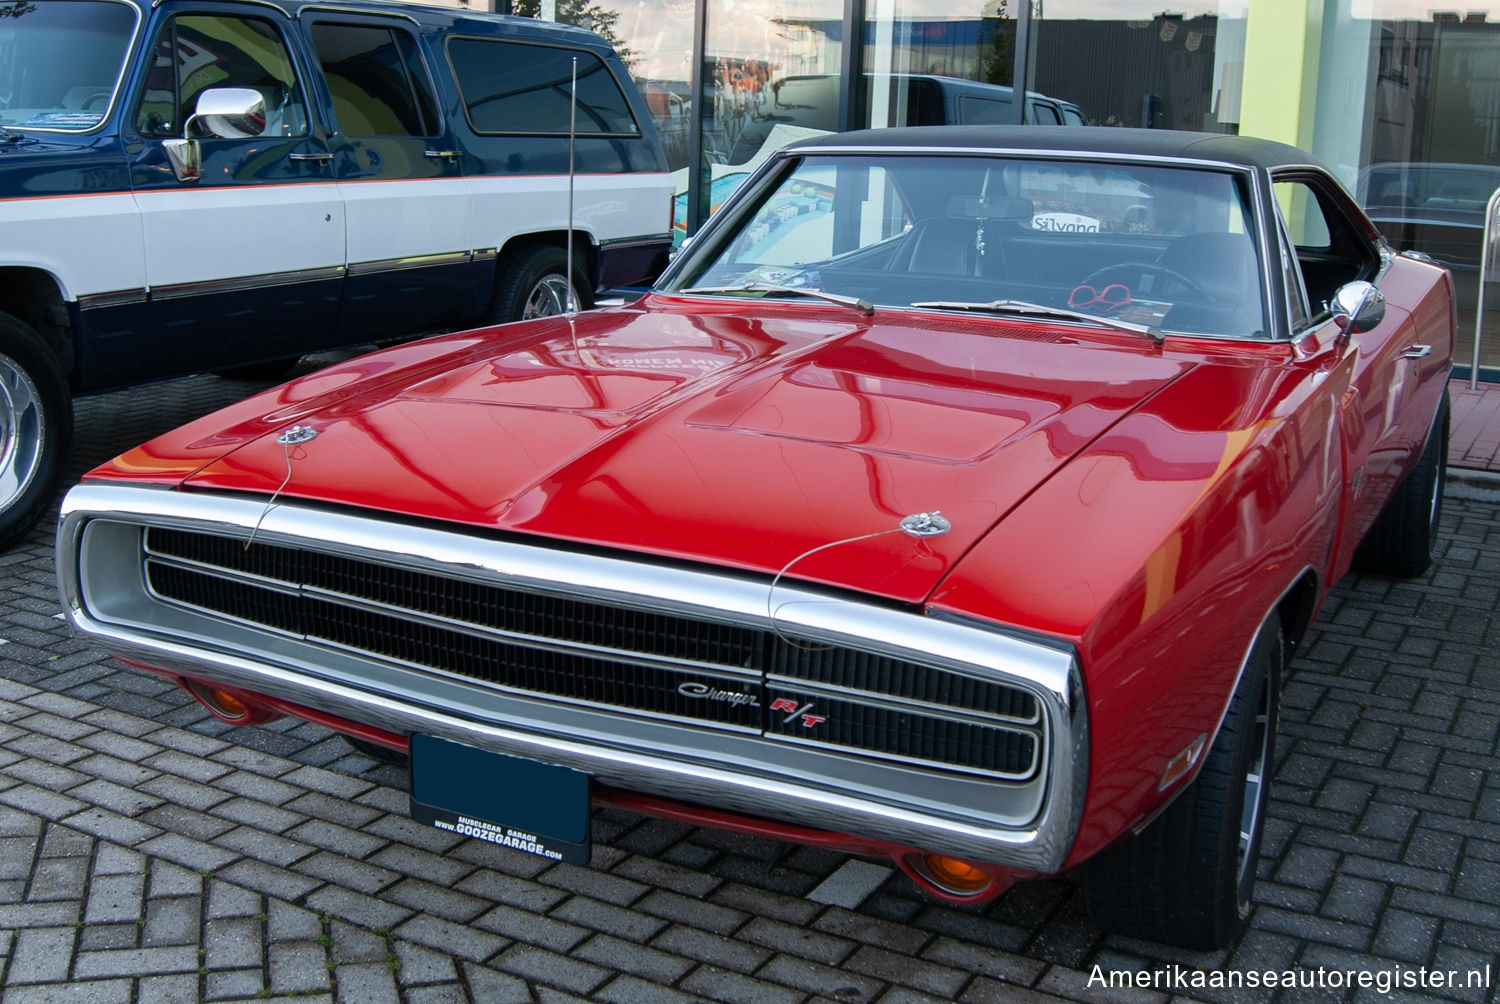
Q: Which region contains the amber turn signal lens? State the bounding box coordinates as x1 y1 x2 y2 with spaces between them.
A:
919 855 993 895
189 682 251 721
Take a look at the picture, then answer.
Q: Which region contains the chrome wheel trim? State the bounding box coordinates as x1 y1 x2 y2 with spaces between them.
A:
1236 676 1272 890
521 274 576 319
0 351 45 511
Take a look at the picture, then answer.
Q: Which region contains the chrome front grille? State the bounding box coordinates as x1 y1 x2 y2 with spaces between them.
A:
142 526 1042 779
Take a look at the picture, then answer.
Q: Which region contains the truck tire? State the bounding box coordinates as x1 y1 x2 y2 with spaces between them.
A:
489 246 592 322
1085 613 1282 949
0 312 72 550
1354 390 1448 578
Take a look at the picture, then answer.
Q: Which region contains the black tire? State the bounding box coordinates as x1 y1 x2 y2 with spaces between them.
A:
1354 390 1449 578
0 312 73 550
1086 613 1282 949
488 245 592 323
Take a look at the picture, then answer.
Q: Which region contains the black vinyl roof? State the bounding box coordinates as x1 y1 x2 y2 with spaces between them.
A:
794 125 1329 173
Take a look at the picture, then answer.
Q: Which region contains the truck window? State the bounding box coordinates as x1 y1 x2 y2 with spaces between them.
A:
957 95 1010 125
309 22 439 138
135 15 308 139
0 0 136 133
1028 100 1063 125
447 39 638 136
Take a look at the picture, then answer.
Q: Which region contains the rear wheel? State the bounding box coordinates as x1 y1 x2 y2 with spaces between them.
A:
0 312 72 550
1086 614 1282 949
488 245 592 322
1354 390 1449 577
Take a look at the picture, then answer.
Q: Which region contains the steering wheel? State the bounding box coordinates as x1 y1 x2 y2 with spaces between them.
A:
82 90 112 111
1080 262 1213 303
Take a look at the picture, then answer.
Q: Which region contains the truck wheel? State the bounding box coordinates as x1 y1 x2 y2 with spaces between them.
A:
489 246 592 322
1085 613 1281 949
1354 390 1448 578
0 312 72 550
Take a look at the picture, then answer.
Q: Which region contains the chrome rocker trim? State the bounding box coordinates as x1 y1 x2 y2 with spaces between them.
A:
58 482 1088 872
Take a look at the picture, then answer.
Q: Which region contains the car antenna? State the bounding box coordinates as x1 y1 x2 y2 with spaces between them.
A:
566 56 577 315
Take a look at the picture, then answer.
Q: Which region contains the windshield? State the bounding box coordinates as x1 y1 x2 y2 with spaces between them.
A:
670 152 1268 339
0 0 138 132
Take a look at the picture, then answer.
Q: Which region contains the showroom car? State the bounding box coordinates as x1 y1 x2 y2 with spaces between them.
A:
57 125 1454 950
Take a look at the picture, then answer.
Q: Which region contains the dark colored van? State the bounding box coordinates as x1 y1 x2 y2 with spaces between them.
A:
727 73 1086 165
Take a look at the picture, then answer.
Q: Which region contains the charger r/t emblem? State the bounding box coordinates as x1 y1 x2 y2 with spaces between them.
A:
770 698 827 728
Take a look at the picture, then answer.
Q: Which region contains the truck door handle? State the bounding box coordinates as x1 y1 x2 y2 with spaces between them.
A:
1401 344 1432 359
424 149 461 160
289 151 333 162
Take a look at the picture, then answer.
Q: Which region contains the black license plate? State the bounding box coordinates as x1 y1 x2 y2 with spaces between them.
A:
409 734 591 864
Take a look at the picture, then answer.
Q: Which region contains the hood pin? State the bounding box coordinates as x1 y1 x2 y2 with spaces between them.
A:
899 511 951 538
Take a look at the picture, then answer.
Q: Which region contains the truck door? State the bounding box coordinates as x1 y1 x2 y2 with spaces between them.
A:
302 15 482 339
126 4 345 374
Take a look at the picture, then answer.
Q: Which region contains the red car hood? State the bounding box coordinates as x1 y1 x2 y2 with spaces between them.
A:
180 296 1196 603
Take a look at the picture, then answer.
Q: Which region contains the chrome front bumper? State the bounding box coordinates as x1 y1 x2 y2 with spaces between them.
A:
58 481 1088 872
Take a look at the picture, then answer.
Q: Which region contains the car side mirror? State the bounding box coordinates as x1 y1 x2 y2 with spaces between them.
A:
162 88 268 184
1330 280 1386 344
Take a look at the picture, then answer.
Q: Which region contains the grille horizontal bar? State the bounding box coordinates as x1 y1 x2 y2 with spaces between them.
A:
144 526 1041 778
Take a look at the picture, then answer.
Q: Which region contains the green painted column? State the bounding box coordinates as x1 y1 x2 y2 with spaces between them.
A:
1239 0 1321 148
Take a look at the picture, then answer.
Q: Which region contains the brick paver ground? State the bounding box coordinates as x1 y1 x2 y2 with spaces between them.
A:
0 369 1496 1002
1451 378 1500 472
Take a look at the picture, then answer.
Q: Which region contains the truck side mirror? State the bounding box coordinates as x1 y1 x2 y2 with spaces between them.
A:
162 88 268 183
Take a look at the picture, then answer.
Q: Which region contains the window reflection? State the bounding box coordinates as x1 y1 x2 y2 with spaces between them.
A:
1028 4 1243 132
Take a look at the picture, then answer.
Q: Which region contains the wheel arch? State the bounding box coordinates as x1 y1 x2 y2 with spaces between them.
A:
494 230 599 288
0 267 75 384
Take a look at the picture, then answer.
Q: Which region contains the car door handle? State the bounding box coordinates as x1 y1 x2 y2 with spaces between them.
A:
1401 344 1432 359
424 149 461 160
289 151 333 162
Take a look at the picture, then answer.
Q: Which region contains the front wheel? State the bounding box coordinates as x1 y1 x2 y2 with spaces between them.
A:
1086 613 1282 949
488 245 592 323
0 312 72 550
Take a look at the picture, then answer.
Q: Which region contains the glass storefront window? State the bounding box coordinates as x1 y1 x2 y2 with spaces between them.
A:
861 0 1021 128
1027 2 1246 132
1325 1 1500 375
686 0 842 238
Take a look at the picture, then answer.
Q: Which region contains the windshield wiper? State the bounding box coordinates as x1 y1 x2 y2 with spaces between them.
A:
681 283 875 316
909 298 1164 345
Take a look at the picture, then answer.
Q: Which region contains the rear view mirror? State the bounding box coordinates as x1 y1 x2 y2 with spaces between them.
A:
947 196 1034 222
